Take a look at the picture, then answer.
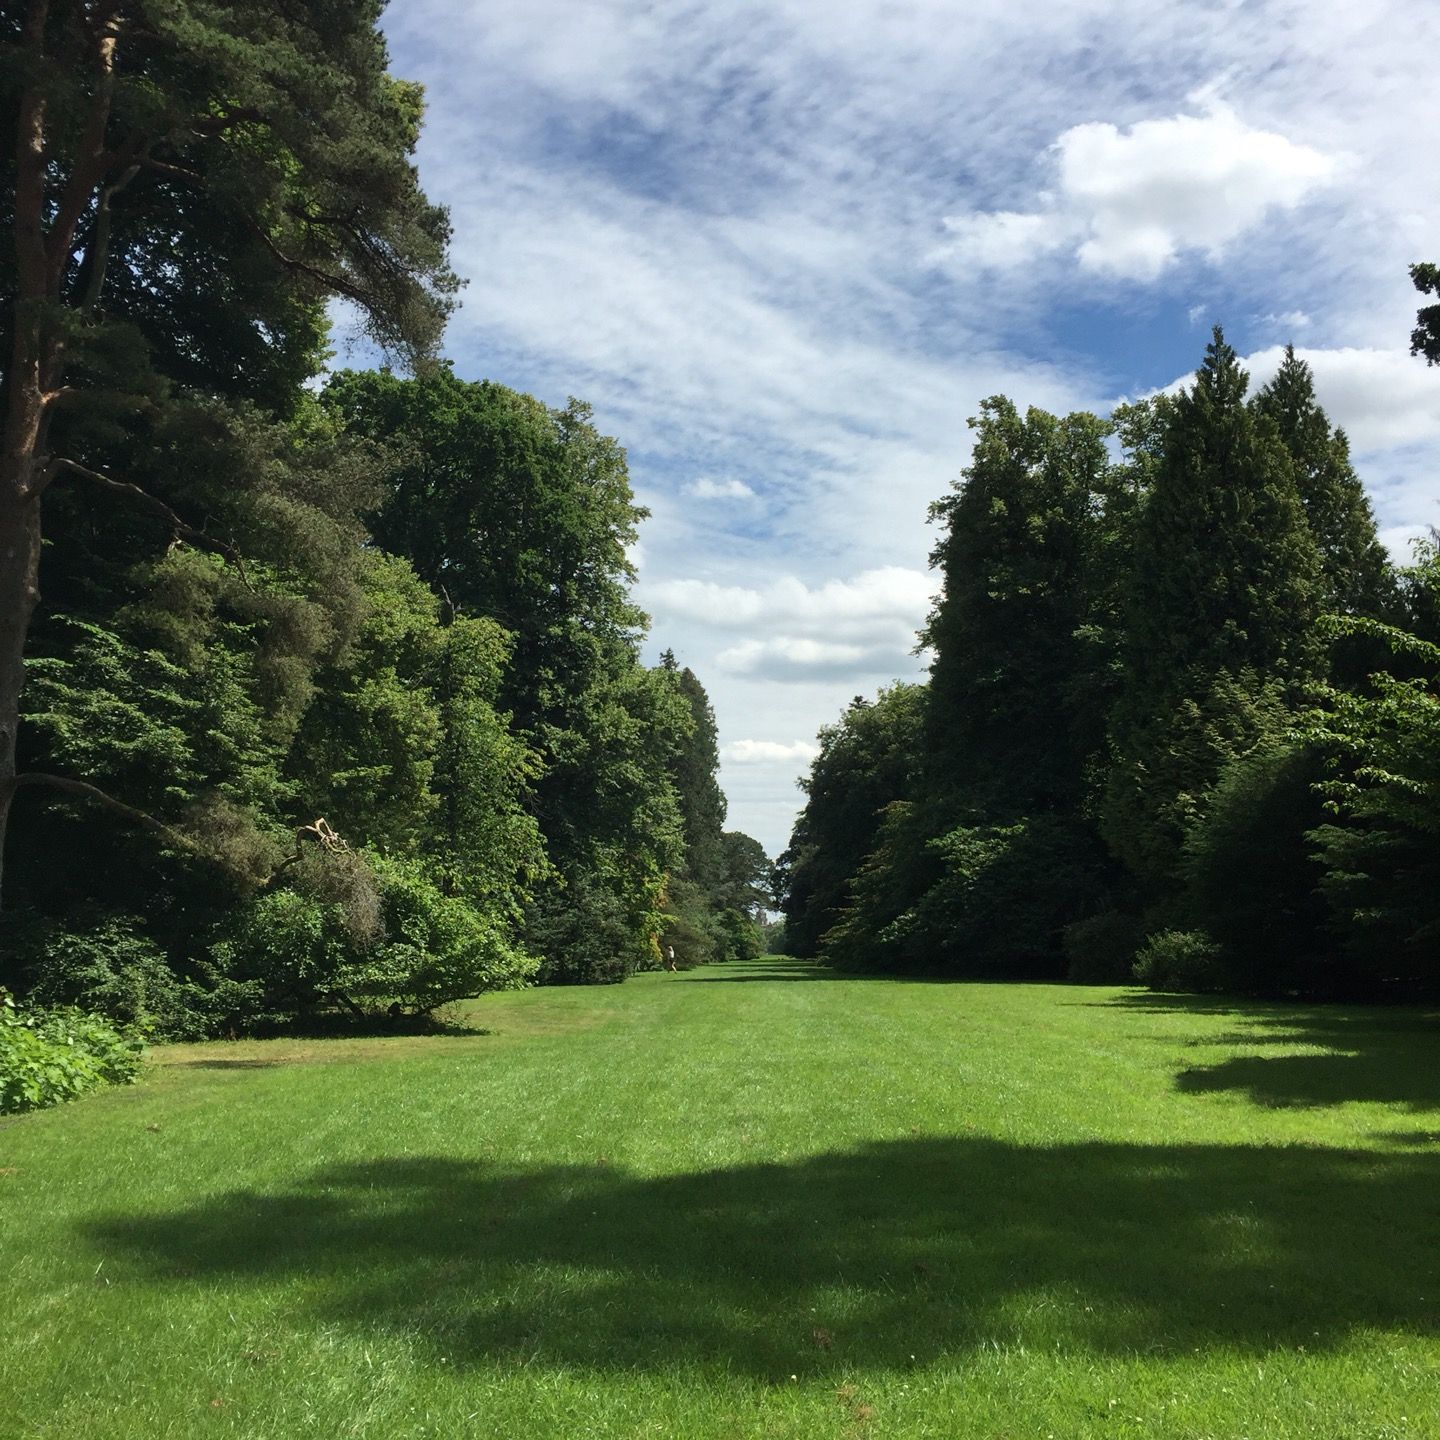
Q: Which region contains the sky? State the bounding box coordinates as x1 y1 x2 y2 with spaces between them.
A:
378 0 1440 859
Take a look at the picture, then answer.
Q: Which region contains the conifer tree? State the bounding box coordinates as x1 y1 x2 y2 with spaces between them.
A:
1104 329 1324 894
1252 347 1395 618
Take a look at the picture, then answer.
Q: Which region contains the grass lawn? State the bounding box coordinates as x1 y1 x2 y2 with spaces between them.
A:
3 956 1439 1438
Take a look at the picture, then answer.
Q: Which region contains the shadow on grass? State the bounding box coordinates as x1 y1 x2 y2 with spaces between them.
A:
88 1136 1440 1377
681 962 834 983
1097 992 1440 1112
171 1059 285 1070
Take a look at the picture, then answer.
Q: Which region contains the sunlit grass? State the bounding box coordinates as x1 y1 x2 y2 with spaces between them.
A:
3 957 1439 1438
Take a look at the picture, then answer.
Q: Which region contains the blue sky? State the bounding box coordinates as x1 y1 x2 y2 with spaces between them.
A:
378 0 1440 858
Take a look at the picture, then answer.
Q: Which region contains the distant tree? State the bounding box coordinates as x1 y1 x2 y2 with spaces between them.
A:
779 684 926 958
658 651 727 895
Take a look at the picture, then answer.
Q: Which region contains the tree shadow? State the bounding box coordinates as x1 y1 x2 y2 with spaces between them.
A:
1096 992 1440 1111
87 1136 1440 1378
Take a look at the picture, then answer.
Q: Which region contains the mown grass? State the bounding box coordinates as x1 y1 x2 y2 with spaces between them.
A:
3 957 1439 1438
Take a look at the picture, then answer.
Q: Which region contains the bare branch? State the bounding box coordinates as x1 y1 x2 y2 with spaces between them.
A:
46 13 124 291
78 160 142 309
10 772 201 855
137 156 201 185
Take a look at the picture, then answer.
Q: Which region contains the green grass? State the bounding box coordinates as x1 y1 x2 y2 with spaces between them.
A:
4 957 1440 1438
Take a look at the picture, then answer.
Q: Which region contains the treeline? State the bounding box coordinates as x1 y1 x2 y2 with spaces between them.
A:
781 333 1439 1000
0 3 767 1042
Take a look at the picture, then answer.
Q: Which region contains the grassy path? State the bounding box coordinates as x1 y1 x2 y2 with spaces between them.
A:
3 958 1439 1438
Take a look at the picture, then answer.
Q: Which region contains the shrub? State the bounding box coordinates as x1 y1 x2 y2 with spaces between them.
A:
1063 911 1147 984
1133 929 1231 993
209 850 539 1022
20 917 205 1040
0 993 143 1114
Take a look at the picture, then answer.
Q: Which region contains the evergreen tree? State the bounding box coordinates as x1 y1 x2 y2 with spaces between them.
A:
658 651 727 894
1252 347 1395 619
923 397 1129 820
0 0 456 904
1104 329 1324 896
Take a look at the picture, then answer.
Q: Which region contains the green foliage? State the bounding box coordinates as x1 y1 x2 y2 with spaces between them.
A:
1305 545 1440 990
825 809 1106 978
923 398 1128 818
1106 331 1324 896
1062 911 1147 985
1410 261 1440 365
210 850 538 1024
17 915 204 1041
0 992 142 1114
1252 349 1395 621
790 330 1407 1000
1133 930 1230 994
1181 741 1334 996
780 683 926 958
320 368 680 984
658 653 728 894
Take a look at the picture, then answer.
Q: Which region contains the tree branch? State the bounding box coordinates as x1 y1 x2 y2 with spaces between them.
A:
244 217 370 307
187 106 268 137
12 0 53 297
9 772 200 855
45 11 125 292
32 456 255 590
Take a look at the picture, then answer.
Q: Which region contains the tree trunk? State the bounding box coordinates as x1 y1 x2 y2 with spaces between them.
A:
0 431 44 910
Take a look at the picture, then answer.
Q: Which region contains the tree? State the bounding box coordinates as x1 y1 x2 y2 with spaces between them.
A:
321 368 681 983
923 398 1124 820
1251 347 1394 620
1104 330 1324 895
658 651 727 895
779 684 926 958
1410 262 1440 365
0 0 456 904
1305 541 1440 993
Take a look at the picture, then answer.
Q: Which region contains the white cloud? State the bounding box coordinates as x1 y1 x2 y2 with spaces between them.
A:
1062 106 1336 278
938 105 1336 282
649 567 932 633
722 739 820 765
687 477 758 500
381 0 1440 855
1260 310 1313 332
1238 345 1440 453
936 210 1065 270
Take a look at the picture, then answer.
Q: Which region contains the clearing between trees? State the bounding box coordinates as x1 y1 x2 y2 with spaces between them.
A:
3 956 1438 1439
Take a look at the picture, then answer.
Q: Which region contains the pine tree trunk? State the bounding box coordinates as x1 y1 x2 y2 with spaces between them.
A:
0 388 45 912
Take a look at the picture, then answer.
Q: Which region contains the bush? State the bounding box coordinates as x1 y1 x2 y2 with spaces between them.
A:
1133 929 1231 993
0 993 143 1114
209 850 539 1023
19 917 205 1040
1063 912 1147 984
